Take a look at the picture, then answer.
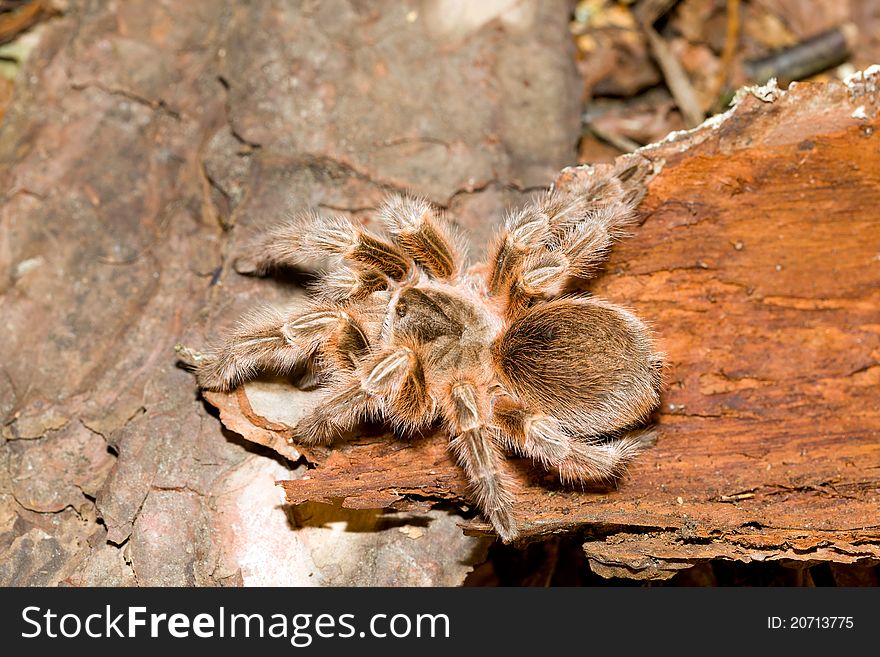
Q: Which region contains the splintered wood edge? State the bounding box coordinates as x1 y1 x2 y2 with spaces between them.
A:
276 469 466 509
582 529 880 580
201 385 473 513
275 432 473 515
203 389 304 463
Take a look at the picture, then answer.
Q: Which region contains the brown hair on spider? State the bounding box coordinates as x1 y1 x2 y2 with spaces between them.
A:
191 156 663 542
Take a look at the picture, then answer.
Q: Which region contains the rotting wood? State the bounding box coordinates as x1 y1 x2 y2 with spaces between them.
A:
209 69 880 577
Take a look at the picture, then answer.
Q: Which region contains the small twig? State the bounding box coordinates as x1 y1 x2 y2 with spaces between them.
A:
711 0 740 105
643 24 704 128
586 122 641 153
717 493 755 502
744 23 858 85
633 0 679 26
0 0 49 45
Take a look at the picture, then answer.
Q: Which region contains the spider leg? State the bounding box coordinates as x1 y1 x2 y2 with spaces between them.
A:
492 393 652 484
547 155 649 238
194 305 370 391
295 344 430 444
359 343 433 433
485 193 593 317
293 375 376 444
491 157 649 317
557 430 655 486
442 380 517 542
309 264 390 303
240 212 415 282
485 201 553 297
507 196 638 303
502 212 618 316
377 195 463 280
376 344 434 434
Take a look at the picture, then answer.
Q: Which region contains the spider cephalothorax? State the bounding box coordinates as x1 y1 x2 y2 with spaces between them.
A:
194 158 663 542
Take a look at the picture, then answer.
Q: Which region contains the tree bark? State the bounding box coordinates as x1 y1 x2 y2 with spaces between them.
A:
1 1 877 585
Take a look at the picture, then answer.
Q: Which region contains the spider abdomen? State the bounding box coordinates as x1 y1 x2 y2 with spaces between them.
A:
492 297 662 438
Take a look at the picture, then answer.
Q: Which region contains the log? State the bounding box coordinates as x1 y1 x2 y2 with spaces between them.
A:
578 73 880 578
213 71 880 577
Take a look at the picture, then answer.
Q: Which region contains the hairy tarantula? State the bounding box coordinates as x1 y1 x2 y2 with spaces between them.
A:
193 159 663 542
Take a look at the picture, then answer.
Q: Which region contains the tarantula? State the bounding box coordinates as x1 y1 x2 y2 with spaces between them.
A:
193 158 663 542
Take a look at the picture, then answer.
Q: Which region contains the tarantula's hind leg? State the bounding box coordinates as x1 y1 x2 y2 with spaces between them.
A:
556 429 656 486
443 381 517 542
506 186 642 305
489 157 651 316
195 305 370 391
493 394 652 484
485 201 554 298
378 195 463 280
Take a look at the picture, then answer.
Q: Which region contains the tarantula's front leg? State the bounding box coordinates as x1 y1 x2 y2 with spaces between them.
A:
490 157 649 316
506 194 637 309
485 201 554 297
378 196 463 280
292 375 376 444
492 394 649 484
443 380 517 542
241 213 415 282
312 264 390 303
195 305 370 391
295 344 431 444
